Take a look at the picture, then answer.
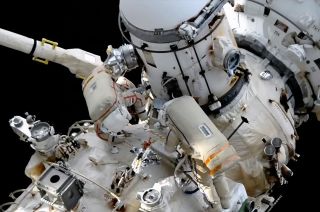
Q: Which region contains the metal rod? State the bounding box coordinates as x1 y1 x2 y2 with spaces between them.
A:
171 46 192 96
192 45 213 95
227 116 249 140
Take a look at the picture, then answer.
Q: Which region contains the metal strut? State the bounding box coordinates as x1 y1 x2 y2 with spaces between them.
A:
171 45 192 96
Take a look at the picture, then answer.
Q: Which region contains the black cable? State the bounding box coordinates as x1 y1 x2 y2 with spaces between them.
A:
29 39 37 56
192 45 213 97
192 159 213 208
167 115 190 145
165 129 172 144
182 171 200 195
171 46 192 96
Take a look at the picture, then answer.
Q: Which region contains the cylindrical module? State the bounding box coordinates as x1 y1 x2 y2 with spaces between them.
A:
119 0 237 106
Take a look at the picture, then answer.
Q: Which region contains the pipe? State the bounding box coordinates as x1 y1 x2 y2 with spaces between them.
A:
0 28 103 77
271 137 282 153
264 144 275 160
280 163 293 179
0 28 37 54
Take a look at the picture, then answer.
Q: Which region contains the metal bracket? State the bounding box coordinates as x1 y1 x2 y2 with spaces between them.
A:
32 38 58 65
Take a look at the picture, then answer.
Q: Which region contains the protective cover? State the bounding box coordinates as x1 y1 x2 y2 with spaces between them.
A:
166 96 239 176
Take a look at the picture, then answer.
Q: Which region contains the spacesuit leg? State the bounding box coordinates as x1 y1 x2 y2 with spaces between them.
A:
197 167 223 212
213 174 231 209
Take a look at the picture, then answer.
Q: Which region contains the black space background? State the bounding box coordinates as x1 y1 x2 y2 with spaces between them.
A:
0 1 319 211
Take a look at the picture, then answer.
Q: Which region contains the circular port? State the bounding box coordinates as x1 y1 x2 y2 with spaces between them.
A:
50 175 60 183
